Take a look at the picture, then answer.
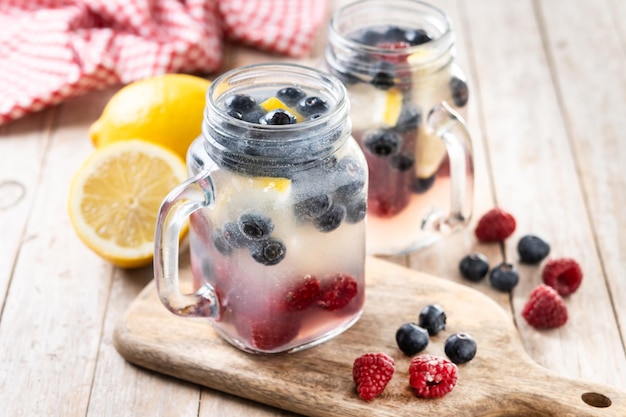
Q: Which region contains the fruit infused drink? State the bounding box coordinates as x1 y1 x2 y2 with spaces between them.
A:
155 63 367 353
325 0 474 255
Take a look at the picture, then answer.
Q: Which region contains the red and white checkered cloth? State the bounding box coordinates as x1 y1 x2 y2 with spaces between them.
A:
0 0 329 125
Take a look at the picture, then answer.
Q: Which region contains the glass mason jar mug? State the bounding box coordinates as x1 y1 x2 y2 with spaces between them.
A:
154 63 368 354
325 0 474 255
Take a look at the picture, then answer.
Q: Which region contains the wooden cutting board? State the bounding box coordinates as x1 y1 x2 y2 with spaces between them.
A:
114 257 626 416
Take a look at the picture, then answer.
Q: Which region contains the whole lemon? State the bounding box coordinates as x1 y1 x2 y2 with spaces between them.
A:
89 73 211 159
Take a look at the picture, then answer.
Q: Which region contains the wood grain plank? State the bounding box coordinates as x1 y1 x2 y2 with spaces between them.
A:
0 96 114 417
536 0 626 349
0 110 53 308
199 390 301 417
87 261 203 417
464 0 626 388
607 0 626 50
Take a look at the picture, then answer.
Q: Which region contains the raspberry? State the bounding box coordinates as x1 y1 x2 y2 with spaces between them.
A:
542 257 583 296
377 41 412 50
376 41 411 64
522 284 568 329
474 208 516 242
247 317 301 351
280 275 321 311
409 354 458 398
352 352 395 401
317 274 358 311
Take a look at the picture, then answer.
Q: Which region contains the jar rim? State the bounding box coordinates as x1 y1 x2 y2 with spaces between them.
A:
201 63 353 172
205 62 350 137
328 0 453 59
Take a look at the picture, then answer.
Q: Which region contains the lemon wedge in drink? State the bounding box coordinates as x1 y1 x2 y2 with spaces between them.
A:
68 140 187 268
416 128 447 178
210 172 292 226
382 88 403 126
260 97 304 122
348 84 403 130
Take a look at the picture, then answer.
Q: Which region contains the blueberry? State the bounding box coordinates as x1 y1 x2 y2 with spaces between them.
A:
227 109 243 120
405 29 432 46
321 155 339 170
211 229 232 256
294 194 332 219
412 175 435 193
333 156 366 198
389 152 415 171
450 77 469 107
249 238 286 266
395 322 429 356
382 26 409 43
354 28 384 46
239 213 274 240
444 333 477 364
260 109 296 125
489 263 519 292
344 196 367 224
225 94 257 113
222 221 250 248
296 96 329 116
370 61 396 90
363 130 401 156
242 108 267 124
459 252 489 282
313 204 346 233
418 304 446 336
517 235 550 264
393 105 421 133
276 87 306 106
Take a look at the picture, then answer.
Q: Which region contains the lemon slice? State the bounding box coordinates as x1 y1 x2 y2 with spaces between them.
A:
246 176 292 193
416 126 447 178
348 84 403 130
211 172 292 227
260 97 304 122
68 140 187 268
382 88 403 126
407 48 433 67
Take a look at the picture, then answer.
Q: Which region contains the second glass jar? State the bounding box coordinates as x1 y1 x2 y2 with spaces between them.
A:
325 0 474 255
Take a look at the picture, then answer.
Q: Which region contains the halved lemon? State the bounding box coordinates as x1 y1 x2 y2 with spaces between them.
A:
68 140 187 268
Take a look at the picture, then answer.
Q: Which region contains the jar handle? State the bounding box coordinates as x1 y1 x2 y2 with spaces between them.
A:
154 170 220 318
425 101 474 232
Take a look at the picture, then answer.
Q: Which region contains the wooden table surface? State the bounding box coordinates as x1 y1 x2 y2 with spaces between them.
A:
1 0 625 415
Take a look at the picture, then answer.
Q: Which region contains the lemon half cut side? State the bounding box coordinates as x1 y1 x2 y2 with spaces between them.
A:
68 140 187 268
